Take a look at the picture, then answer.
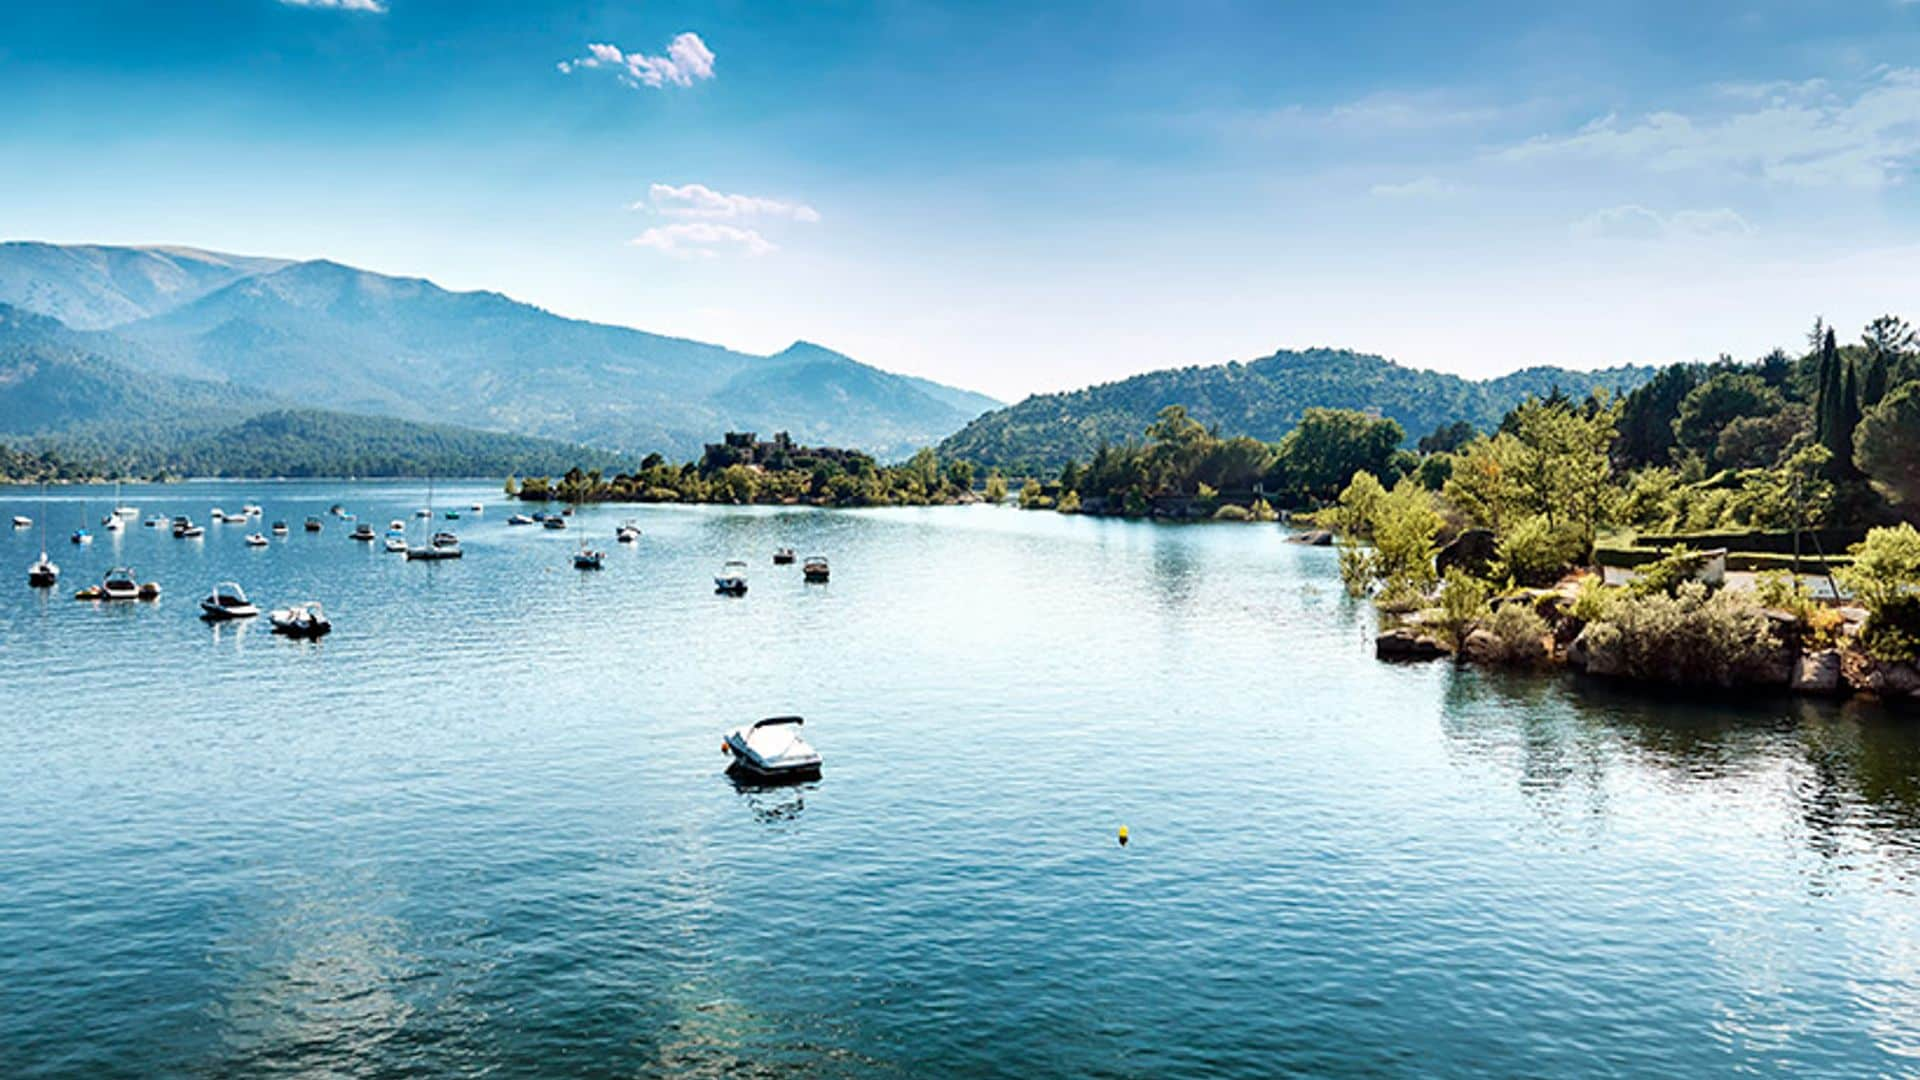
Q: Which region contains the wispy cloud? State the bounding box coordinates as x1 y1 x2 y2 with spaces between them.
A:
558 32 715 90
1369 175 1456 199
631 223 774 258
1570 204 1752 242
641 183 820 222
1501 67 1920 188
278 0 386 11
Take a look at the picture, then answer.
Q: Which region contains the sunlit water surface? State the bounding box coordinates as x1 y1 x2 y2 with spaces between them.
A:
3 481 1918 1077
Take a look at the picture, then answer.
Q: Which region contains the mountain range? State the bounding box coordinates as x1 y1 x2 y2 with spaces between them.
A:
938 347 1658 472
0 241 1002 463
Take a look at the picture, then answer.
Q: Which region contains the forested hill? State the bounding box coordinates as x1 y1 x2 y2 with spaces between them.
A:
937 347 1656 473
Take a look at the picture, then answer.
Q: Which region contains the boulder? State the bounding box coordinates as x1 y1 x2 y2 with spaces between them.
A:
1291 529 1336 547
1436 528 1497 578
1887 663 1920 699
1573 624 1623 677
1792 649 1842 694
1376 627 1447 662
1463 628 1501 665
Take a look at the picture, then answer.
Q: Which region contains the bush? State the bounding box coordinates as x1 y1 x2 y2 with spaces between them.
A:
1433 569 1491 648
1629 543 1713 597
1569 576 1621 624
1339 545 1376 599
1056 490 1082 513
1590 582 1780 686
1211 503 1250 521
1495 515 1587 586
1248 498 1279 522
1838 523 1920 660
1486 602 1551 662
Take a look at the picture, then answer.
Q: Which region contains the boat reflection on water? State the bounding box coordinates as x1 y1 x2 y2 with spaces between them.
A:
725 772 812 823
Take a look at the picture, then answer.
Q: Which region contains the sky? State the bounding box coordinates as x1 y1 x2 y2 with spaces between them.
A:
5 1 1920 402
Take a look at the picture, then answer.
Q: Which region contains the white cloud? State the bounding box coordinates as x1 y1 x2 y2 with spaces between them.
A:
631 223 774 258
558 32 715 90
1369 175 1456 199
1570 204 1752 242
278 0 386 11
641 183 820 222
1502 67 1920 188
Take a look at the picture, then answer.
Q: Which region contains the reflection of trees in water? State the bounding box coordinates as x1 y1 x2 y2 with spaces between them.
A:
1440 669 1920 870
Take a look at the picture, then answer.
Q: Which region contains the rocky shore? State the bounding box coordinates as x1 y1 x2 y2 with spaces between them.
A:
1376 576 1920 706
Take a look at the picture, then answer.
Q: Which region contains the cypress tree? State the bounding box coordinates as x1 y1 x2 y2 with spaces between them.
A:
1815 328 1837 445
1863 348 1891 409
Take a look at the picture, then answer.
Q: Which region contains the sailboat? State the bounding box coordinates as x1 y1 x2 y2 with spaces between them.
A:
406 476 463 561
70 498 92 545
111 480 137 520
26 483 59 587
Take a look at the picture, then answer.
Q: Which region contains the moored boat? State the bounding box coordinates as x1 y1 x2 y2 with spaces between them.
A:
172 516 203 538
70 526 92 545
508 513 534 526
773 547 795 565
199 581 259 620
543 515 568 530
350 523 376 542
406 531 462 561
574 544 605 570
616 521 641 543
304 516 323 532
270 601 332 638
96 566 154 602
803 555 831 583
722 716 823 781
25 486 57 587
715 559 749 595
12 515 30 528
244 532 270 547
145 515 168 528
271 521 289 535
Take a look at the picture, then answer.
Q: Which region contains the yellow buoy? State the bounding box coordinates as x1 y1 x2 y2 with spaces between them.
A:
1117 825 1129 847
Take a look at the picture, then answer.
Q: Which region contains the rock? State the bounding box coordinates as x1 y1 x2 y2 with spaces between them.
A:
1791 649 1841 694
1887 663 1920 698
1573 624 1623 677
1436 528 1497 578
1842 649 1885 692
1291 529 1335 546
1376 627 1447 662
1462 628 1500 664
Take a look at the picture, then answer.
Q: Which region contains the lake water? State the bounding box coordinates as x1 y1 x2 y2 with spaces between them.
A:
3 480 1918 1077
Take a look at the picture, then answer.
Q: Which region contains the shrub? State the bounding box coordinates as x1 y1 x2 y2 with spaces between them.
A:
1433 569 1492 648
1569 576 1621 624
1056 490 1082 513
1590 582 1780 686
1838 523 1920 660
1248 498 1279 522
1485 602 1551 663
1211 503 1250 521
1495 515 1586 586
1629 543 1714 597
1338 544 1376 599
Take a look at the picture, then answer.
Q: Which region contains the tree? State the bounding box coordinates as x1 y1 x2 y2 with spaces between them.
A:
1816 328 1864 481
1614 363 1698 467
1673 373 1782 466
1857 382 1920 510
1862 314 1916 399
1269 408 1403 503
1418 420 1476 455
1505 394 1621 548
984 471 1009 502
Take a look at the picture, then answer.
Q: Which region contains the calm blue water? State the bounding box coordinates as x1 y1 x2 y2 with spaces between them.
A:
3 480 1918 1077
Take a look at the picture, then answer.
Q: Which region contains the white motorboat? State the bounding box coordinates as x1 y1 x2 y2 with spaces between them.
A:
200 581 259 620
172 516 204 538
406 531 462 561
384 533 409 553
103 514 124 533
111 482 137 519
803 555 831 583
616 521 641 543
242 504 263 517
210 508 227 522
96 566 156 602
714 559 749 595
507 513 534 526
245 532 270 547
722 716 822 781
388 520 406 532
11 515 30 528
270 521 289 535
270 601 332 638
144 516 168 528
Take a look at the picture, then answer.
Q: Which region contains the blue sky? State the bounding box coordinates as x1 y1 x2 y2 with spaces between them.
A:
5 1 1920 400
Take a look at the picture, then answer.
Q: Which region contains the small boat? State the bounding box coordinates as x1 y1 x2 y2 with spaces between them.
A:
172 516 203 538
12 515 31 528
722 716 822 782
242 504 263 517
406 531 463 561
388 520 406 533
444 509 460 520
70 527 92 545
199 581 259 620
384 535 409 553
414 508 431 519
210 508 226 523
772 547 795 565
97 566 151 602
715 559 749 595
304 516 323 532
469 503 483 513
103 515 124 533
574 545 605 570
25 484 58 587
531 512 549 522
244 532 269 547
111 482 137 520
27 553 59 587
270 521 289 535
329 504 347 518
616 521 641 543
507 513 534 526
543 516 568 530
803 555 831 583
270 601 332 638
144 516 168 528
350 523 376 542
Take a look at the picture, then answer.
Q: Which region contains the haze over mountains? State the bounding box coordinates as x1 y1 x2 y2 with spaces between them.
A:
0 242 1001 462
